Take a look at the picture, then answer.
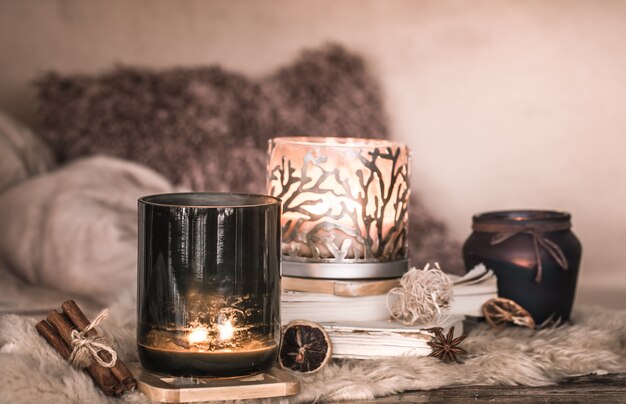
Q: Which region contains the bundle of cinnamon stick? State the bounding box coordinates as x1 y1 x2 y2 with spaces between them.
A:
36 300 136 396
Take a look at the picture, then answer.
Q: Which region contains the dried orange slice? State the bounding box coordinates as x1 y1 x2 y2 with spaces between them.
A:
482 297 535 329
279 320 332 373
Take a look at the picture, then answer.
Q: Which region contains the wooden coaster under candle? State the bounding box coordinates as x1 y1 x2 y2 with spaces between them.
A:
129 363 299 403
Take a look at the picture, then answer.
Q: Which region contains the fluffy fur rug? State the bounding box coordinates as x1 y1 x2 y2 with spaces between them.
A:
1 292 624 403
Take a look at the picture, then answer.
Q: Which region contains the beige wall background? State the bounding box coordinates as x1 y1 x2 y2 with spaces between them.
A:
1 0 624 307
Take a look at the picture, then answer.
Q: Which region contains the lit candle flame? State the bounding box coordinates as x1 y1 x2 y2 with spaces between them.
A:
217 319 234 341
187 327 208 344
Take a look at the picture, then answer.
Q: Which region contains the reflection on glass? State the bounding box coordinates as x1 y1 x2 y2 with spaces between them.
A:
137 193 281 377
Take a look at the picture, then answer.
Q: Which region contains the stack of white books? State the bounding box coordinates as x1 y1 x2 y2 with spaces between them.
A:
321 315 465 359
281 264 497 324
280 264 496 359
446 263 498 317
281 291 390 323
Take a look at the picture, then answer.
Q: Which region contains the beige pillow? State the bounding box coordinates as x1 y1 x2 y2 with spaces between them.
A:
0 111 55 193
0 156 177 303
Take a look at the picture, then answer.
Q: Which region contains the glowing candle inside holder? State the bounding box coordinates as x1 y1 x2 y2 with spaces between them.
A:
188 327 209 344
267 137 411 279
217 319 234 341
137 193 281 377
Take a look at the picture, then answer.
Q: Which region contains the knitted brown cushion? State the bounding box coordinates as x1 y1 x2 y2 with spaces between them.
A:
35 43 463 273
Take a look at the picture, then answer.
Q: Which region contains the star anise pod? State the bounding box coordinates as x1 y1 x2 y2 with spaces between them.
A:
427 326 467 363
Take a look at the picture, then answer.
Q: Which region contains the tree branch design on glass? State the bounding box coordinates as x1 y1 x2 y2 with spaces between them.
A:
267 137 410 263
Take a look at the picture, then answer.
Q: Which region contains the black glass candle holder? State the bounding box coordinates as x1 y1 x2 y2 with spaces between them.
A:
137 193 281 377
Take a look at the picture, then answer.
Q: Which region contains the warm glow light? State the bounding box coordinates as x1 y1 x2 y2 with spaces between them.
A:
218 320 235 341
267 136 410 263
187 327 209 344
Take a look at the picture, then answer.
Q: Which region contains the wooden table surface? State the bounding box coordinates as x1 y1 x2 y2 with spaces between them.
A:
357 373 626 403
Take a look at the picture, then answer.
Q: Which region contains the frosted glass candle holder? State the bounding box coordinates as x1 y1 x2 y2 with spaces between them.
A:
267 137 411 279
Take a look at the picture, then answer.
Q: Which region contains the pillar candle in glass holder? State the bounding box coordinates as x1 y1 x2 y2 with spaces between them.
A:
137 193 281 377
267 137 411 279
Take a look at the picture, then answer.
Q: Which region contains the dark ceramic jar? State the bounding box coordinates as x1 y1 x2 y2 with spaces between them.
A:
463 210 582 325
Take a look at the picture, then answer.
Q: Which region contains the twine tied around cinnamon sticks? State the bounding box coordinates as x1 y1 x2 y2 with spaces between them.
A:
68 309 117 369
36 300 136 396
